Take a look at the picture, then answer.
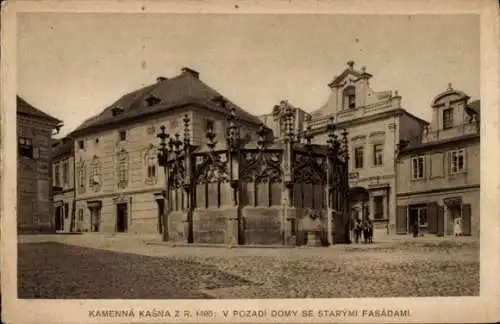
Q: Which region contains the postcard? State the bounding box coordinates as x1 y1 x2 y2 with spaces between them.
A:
1 0 499 323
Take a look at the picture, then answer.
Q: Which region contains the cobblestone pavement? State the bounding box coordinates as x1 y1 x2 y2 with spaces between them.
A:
17 234 479 299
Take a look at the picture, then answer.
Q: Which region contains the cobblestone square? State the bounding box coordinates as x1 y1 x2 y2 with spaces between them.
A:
17 235 479 299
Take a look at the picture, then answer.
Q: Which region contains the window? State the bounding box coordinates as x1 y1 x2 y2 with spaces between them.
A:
19 137 33 158
373 144 384 166
145 94 161 107
78 140 84 150
343 86 356 109
119 130 127 141
78 209 84 222
205 119 215 132
117 150 129 189
354 146 364 169
63 161 69 185
145 148 157 182
78 160 86 188
373 196 384 220
54 165 61 187
411 155 425 179
450 149 466 174
443 108 454 129
89 157 101 191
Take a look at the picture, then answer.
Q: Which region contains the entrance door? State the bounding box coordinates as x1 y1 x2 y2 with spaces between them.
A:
156 199 164 234
116 203 128 233
55 206 63 231
449 206 462 236
91 208 101 232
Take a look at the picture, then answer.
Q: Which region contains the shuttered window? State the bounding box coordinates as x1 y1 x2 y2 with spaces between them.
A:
426 202 438 234
396 205 408 234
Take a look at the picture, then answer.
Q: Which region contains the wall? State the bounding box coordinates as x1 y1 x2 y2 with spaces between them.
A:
397 140 480 195
396 188 479 236
73 104 263 234
17 115 56 232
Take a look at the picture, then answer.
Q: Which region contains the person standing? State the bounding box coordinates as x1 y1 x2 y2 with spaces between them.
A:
454 218 463 236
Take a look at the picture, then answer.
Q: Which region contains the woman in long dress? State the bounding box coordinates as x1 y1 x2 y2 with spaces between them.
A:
454 218 463 236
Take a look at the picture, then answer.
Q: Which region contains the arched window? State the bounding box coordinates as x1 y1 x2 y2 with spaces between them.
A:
144 146 158 184
117 149 129 189
343 86 356 109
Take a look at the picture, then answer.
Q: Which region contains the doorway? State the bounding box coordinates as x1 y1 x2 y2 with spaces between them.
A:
116 203 128 233
90 207 101 232
447 205 462 236
55 205 63 231
408 204 428 235
156 199 165 234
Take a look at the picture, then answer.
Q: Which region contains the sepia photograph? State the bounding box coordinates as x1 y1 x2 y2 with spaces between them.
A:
1 0 499 323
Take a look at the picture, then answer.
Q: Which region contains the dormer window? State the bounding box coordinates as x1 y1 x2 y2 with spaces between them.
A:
443 108 454 129
343 86 356 109
145 94 161 107
112 105 124 117
119 130 127 141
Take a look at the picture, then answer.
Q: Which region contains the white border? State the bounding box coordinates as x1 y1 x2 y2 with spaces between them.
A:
2 0 499 323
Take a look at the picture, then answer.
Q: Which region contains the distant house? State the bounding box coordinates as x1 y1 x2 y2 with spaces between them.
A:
17 96 62 233
262 61 429 235
396 85 480 237
52 136 75 232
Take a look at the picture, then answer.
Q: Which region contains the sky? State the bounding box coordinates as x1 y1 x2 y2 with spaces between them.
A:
17 13 480 137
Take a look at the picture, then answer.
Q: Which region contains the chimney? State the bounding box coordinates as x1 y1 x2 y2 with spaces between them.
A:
156 76 168 82
391 90 402 109
181 67 200 79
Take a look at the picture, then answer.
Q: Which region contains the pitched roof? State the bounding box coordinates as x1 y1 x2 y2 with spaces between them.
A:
17 96 61 124
399 133 479 154
71 68 264 136
51 137 74 159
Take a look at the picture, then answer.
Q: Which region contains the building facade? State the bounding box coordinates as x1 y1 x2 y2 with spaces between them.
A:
52 136 76 232
277 61 429 234
69 67 266 234
17 96 62 233
259 101 309 140
395 86 480 237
